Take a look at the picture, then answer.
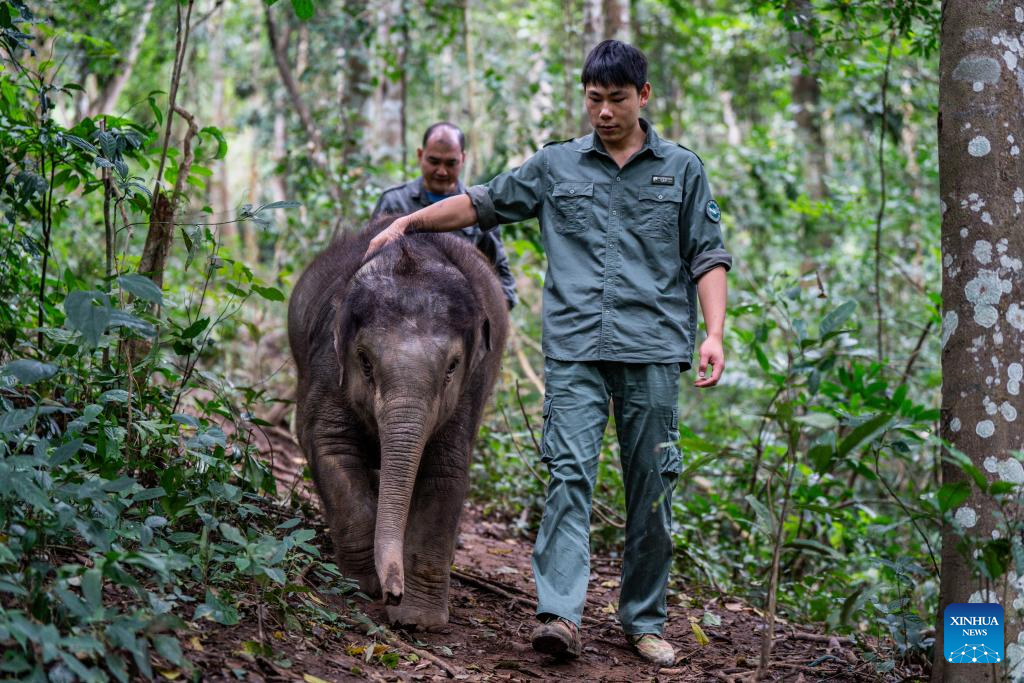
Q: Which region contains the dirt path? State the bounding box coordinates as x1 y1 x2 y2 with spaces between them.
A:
183 407 894 683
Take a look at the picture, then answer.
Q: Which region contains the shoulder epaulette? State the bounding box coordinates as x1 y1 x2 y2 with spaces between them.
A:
543 137 574 148
674 142 705 166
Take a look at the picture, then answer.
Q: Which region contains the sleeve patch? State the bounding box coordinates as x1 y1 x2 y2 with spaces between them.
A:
706 199 721 223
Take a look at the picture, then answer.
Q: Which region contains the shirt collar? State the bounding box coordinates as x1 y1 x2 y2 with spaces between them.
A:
410 177 465 203
577 118 664 159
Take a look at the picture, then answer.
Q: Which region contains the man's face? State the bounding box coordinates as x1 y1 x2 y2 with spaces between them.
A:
417 132 464 195
584 81 651 147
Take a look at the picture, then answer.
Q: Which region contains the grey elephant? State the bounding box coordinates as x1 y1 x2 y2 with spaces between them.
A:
287 220 509 627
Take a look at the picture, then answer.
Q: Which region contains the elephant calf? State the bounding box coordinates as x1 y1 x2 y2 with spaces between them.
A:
287 220 509 627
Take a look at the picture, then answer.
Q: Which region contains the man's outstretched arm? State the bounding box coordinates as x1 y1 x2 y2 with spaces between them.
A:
367 194 478 255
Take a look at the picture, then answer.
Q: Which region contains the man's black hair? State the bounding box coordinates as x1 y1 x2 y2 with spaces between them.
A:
580 40 647 92
422 122 466 151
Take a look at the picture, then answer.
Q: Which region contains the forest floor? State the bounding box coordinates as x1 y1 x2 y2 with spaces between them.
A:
173 401 915 683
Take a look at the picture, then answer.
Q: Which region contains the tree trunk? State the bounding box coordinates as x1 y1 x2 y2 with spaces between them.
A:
934 2 1024 681
339 0 372 167
207 6 235 251
461 0 480 179
601 0 629 42
784 0 827 203
372 0 403 167
582 0 602 54
87 0 157 118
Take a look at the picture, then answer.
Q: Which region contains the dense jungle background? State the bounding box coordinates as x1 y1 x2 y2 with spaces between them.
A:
0 0 981 680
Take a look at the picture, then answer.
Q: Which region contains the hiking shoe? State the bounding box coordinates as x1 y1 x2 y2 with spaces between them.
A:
531 616 582 659
629 633 676 666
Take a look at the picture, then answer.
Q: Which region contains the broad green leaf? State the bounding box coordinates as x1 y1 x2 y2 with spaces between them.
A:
837 413 893 458
252 284 285 302
263 566 286 584
64 290 111 346
744 494 776 536
219 523 247 545
937 481 971 512
1 359 57 384
819 300 856 338
50 438 83 466
290 0 314 20
99 389 130 403
793 412 838 430
118 273 163 304
132 486 167 502
82 569 102 612
0 408 35 435
63 134 98 155
807 431 837 473
256 200 301 212
152 635 184 666
785 538 842 559
108 310 156 337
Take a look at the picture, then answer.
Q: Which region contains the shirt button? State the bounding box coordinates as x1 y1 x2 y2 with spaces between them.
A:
569 189 575 194
657 193 664 199
612 210 617 215
616 176 621 182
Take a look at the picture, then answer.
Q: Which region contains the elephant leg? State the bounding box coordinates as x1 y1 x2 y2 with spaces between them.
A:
309 432 380 597
386 439 470 629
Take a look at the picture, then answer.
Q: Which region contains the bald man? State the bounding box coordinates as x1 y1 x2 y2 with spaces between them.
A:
372 122 519 309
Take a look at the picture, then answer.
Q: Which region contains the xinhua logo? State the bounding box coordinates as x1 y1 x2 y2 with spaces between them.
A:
944 603 1004 663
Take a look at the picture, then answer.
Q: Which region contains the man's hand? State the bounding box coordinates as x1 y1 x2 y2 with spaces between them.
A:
366 217 410 256
694 335 724 388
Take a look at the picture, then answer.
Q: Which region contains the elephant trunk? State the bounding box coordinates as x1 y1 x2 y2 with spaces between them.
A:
374 399 430 605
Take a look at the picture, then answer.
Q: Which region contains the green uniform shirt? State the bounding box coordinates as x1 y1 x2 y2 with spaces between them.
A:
466 120 732 369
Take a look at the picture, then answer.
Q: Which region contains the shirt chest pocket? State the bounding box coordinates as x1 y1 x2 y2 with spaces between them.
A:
551 182 594 235
637 186 682 238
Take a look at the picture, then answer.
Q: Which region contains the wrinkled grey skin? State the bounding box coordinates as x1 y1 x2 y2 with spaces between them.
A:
288 221 508 628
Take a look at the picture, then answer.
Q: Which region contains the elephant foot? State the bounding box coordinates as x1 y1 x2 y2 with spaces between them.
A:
386 603 449 630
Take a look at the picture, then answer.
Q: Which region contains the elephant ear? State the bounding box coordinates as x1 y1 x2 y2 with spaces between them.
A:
471 316 492 371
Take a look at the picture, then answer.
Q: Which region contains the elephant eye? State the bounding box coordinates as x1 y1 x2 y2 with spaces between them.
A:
444 357 460 382
357 351 374 381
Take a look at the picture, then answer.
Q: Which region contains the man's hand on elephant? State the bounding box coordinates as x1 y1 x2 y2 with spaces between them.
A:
366 218 410 256
694 335 724 388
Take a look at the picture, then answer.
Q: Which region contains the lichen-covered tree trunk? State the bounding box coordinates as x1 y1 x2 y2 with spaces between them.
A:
935 2 1024 681
784 0 827 203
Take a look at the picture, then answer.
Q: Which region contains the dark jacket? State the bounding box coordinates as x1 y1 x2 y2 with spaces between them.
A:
372 177 519 309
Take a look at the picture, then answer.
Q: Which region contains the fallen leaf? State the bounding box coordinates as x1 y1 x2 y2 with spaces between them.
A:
601 600 618 614
724 602 744 611
487 547 512 555
600 579 620 588
303 675 331 683
345 644 366 656
159 670 180 680
189 637 204 652
689 617 709 646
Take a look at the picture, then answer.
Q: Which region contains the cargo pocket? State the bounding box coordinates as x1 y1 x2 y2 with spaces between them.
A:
540 396 554 464
659 407 682 476
638 187 682 239
552 182 594 235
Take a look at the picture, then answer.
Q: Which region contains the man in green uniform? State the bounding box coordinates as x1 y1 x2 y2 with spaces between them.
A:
367 40 730 667
372 122 518 309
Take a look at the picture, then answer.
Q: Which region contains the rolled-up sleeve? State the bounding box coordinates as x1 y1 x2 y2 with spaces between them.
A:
680 160 732 280
467 151 546 231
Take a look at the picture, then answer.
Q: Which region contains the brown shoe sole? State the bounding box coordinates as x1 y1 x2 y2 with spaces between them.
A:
531 622 581 658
